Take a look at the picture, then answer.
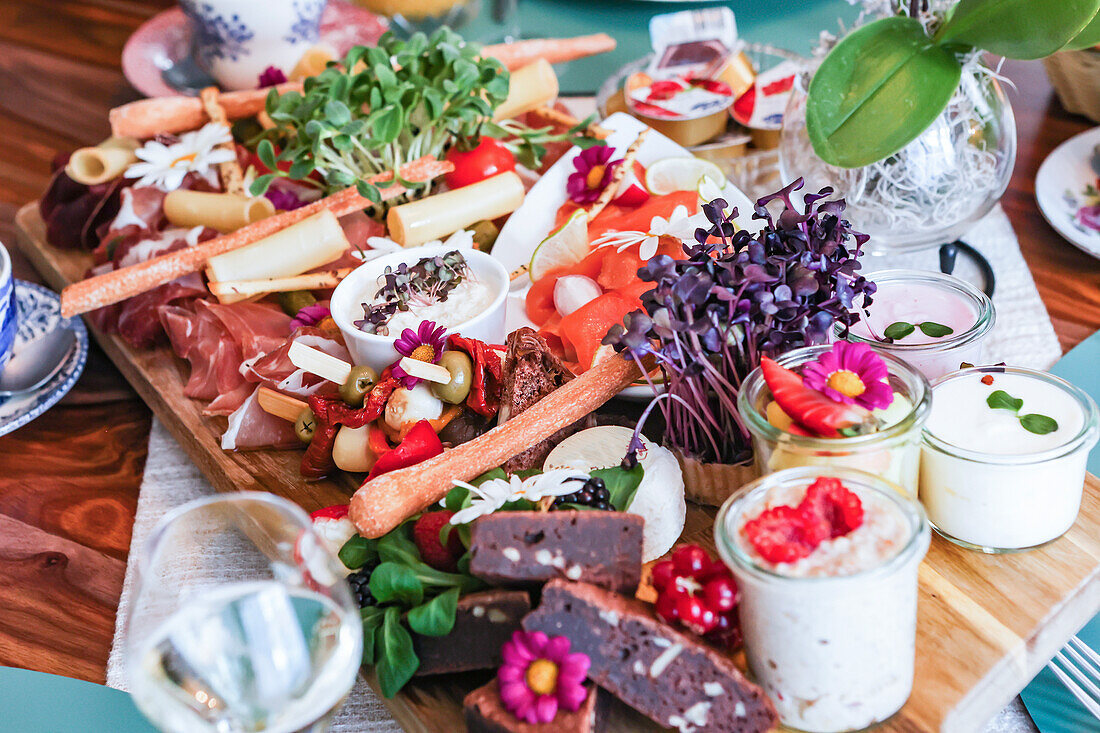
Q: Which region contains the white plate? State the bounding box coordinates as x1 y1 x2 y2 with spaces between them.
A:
1035 125 1100 260
494 112 755 398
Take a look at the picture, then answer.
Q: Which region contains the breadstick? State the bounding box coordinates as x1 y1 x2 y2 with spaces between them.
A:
349 354 646 538
528 106 611 140
587 129 646 220
200 87 245 195
60 156 451 317
483 33 616 71
109 82 304 139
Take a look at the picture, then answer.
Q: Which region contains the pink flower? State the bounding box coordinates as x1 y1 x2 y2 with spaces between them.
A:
802 341 893 410
258 66 288 88
289 303 330 332
567 145 620 204
391 320 447 388
265 185 309 211
498 630 590 725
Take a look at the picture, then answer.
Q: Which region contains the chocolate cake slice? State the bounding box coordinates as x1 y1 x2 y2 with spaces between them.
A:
413 590 531 676
497 328 587 472
469 511 644 594
524 580 778 733
464 679 608 733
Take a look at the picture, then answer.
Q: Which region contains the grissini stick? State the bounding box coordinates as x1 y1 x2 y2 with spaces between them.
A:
59 156 452 318
349 353 648 538
482 33 616 71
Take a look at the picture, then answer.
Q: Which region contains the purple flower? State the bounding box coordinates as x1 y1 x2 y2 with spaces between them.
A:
802 341 893 410
498 630 590 725
265 185 309 211
289 303 330 331
566 145 620 204
1077 204 1100 231
258 66 288 88
391 320 447 388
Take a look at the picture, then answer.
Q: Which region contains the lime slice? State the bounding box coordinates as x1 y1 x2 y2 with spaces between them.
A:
645 157 725 196
529 209 589 282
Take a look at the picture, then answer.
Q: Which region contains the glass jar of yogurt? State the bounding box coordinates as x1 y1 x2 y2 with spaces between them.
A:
738 345 932 497
715 466 930 732
920 366 1099 552
837 269 995 381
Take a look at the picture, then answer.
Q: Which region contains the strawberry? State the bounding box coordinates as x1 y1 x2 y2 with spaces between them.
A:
412 511 464 573
741 505 818 564
800 477 864 538
760 357 871 437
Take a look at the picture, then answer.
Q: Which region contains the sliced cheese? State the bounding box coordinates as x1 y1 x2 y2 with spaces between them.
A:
288 340 352 385
397 357 451 384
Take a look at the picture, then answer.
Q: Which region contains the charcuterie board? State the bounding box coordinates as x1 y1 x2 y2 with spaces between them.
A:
16 201 1100 732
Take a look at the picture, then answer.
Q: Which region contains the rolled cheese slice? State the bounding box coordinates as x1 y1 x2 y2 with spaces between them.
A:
164 190 276 233
206 208 349 296
387 171 525 247
65 137 139 185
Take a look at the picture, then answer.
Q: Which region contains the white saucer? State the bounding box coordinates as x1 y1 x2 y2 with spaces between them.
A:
1035 125 1100 260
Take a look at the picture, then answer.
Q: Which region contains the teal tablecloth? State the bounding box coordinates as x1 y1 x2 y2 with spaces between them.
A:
463 0 859 94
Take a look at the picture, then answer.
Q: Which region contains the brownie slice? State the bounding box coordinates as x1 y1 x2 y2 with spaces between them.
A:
469 511 643 594
464 678 608 733
524 580 778 733
497 328 587 472
413 590 531 676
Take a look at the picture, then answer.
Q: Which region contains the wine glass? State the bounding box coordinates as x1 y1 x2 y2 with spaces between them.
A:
125 492 362 733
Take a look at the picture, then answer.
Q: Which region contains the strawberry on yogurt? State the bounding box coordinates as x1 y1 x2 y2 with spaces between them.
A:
716 467 930 733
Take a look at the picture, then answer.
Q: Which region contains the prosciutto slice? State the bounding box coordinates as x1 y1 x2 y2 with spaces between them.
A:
221 387 301 451
159 302 248 404
246 327 349 399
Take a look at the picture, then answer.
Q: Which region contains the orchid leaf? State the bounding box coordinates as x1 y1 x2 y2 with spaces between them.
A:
1063 10 1100 50
935 0 1100 59
807 17 962 168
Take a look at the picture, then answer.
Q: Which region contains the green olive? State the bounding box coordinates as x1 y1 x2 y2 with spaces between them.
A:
278 290 317 317
431 351 473 404
470 219 500 252
294 408 317 444
340 365 379 407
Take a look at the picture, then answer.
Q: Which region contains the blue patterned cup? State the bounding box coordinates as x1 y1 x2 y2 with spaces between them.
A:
0 242 18 374
180 0 328 90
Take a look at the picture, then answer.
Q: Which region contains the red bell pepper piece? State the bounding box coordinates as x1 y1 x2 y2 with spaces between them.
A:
366 420 443 480
368 425 392 458
447 334 503 417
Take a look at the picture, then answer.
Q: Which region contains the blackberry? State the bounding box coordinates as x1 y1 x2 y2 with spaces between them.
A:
553 476 614 511
346 559 379 608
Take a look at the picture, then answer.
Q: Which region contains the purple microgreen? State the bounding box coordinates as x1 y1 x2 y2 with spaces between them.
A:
355 250 469 335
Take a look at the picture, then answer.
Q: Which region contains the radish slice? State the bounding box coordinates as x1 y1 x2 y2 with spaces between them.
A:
615 167 650 208
554 275 602 317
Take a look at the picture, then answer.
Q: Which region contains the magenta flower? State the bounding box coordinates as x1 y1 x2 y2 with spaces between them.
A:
802 341 894 410
265 185 309 211
498 630 590 725
567 145 620 204
391 320 447 388
257 66 288 88
289 303 330 331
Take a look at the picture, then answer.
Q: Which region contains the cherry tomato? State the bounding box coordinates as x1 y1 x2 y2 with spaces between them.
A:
444 137 517 189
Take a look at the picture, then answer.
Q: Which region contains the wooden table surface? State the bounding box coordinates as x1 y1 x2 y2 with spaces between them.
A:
0 0 1098 702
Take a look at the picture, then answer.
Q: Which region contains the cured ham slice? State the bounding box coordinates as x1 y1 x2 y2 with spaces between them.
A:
202 301 291 362
247 327 349 399
117 273 207 348
338 210 385 248
221 387 301 451
159 302 246 403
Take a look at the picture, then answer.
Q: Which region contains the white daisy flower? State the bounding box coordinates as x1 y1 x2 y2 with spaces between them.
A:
449 469 590 525
125 122 236 191
593 205 708 260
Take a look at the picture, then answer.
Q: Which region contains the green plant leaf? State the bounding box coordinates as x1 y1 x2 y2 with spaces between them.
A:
591 463 645 512
369 562 424 606
248 174 276 197
1063 10 1100 50
407 587 460 637
376 607 418 697
361 607 385 664
883 321 916 340
935 0 1100 59
339 534 378 570
377 527 421 567
1020 413 1059 434
807 16 962 168
918 321 955 337
986 389 1024 412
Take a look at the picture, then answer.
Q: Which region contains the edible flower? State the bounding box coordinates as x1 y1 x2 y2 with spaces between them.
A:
124 122 236 191
449 469 589 525
264 185 309 211
289 303 330 332
258 66 288 88
801 341 893 411
392 321 447 388
593 204 707 260
498 630 590 724
566 145 619 204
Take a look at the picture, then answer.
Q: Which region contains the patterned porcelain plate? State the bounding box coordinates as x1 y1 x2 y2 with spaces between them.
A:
1034 125 1100 261
122 0 387 98
0 281 89 437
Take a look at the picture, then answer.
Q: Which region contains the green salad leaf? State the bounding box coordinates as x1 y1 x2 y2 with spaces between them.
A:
376 607 418 698
407 587 461 637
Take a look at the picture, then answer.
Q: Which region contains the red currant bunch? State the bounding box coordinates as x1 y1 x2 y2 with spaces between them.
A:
651 544 741 649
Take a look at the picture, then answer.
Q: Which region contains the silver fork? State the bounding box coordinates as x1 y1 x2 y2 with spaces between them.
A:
1046 635 1100 720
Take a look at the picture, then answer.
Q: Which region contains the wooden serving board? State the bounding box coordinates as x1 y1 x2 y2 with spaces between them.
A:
16 202 1100 732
